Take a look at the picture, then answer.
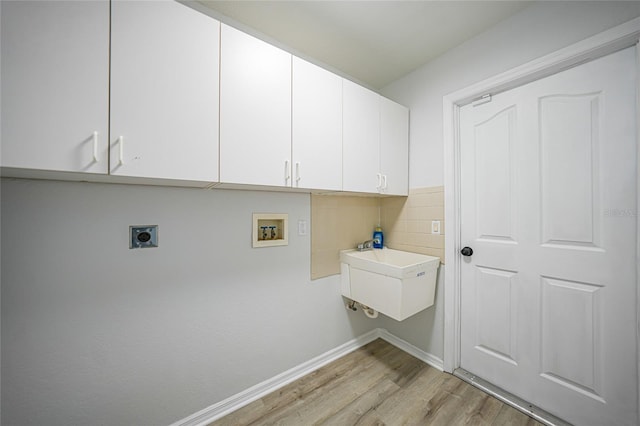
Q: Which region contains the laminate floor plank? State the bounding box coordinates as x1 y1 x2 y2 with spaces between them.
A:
492 405 542 426
458 387 504 425
265 345 417 425
359 366 448 425
402 373 469 425
422 379 500 426
209 339 543 426
213 341 394 426
315 378 399 426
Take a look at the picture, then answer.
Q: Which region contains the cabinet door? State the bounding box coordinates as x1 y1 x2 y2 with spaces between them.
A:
342 79 380 193
110 1 219 182
380 97 409 195
292 57 342 191
1 1 109 173
220 24 292 187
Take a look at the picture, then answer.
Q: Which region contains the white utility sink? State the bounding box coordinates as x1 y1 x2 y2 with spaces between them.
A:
340 248 440 321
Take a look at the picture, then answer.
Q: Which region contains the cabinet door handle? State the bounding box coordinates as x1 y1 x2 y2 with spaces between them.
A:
284 160 291 184
382 174 388 190
118 136 124 165
376 173 382 189
92 131 99 163
295 162 301 184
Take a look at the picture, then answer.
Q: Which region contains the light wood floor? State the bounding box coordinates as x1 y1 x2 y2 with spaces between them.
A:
210 339 542 426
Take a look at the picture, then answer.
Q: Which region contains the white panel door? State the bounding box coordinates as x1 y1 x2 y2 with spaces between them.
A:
343 79 380 193
1 0 109 173
460 47 637 425
380 97 409 195
292 57 342 191
220 24 292 187
110 0 219 182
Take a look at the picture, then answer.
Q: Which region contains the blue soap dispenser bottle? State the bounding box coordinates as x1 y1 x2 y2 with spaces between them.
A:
373 226 384 249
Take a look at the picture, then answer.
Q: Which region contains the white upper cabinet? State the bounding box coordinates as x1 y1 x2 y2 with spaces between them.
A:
1 1 408 193
292 57 342 191
1 1 109 173
380 97 409 195
343 80 409 195
110 1 220 182
220 24 292 187
342 79 381 193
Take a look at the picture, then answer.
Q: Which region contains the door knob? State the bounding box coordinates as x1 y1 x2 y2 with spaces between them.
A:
461 246 473 257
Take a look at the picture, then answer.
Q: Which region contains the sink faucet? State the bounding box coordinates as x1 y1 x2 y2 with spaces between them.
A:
357 239 375 251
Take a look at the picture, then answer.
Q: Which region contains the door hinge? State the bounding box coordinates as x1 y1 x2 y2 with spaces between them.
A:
472 94 492 107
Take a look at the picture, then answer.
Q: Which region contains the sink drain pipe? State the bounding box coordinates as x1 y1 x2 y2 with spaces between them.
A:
345 300 379 319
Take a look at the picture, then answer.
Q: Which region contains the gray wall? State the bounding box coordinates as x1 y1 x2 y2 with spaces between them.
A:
1 178 377 426
377 1 640 359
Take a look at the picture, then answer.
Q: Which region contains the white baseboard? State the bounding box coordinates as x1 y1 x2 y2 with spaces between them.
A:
377 328 444 371
171 328 442 426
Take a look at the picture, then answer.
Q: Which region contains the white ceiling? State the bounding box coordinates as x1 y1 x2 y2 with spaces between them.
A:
198 1 533 89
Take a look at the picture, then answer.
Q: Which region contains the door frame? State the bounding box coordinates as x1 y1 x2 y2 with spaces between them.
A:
443 14 640 397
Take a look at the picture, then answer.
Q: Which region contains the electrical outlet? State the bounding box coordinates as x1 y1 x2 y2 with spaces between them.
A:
431 220 441 235
130 225 158 249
